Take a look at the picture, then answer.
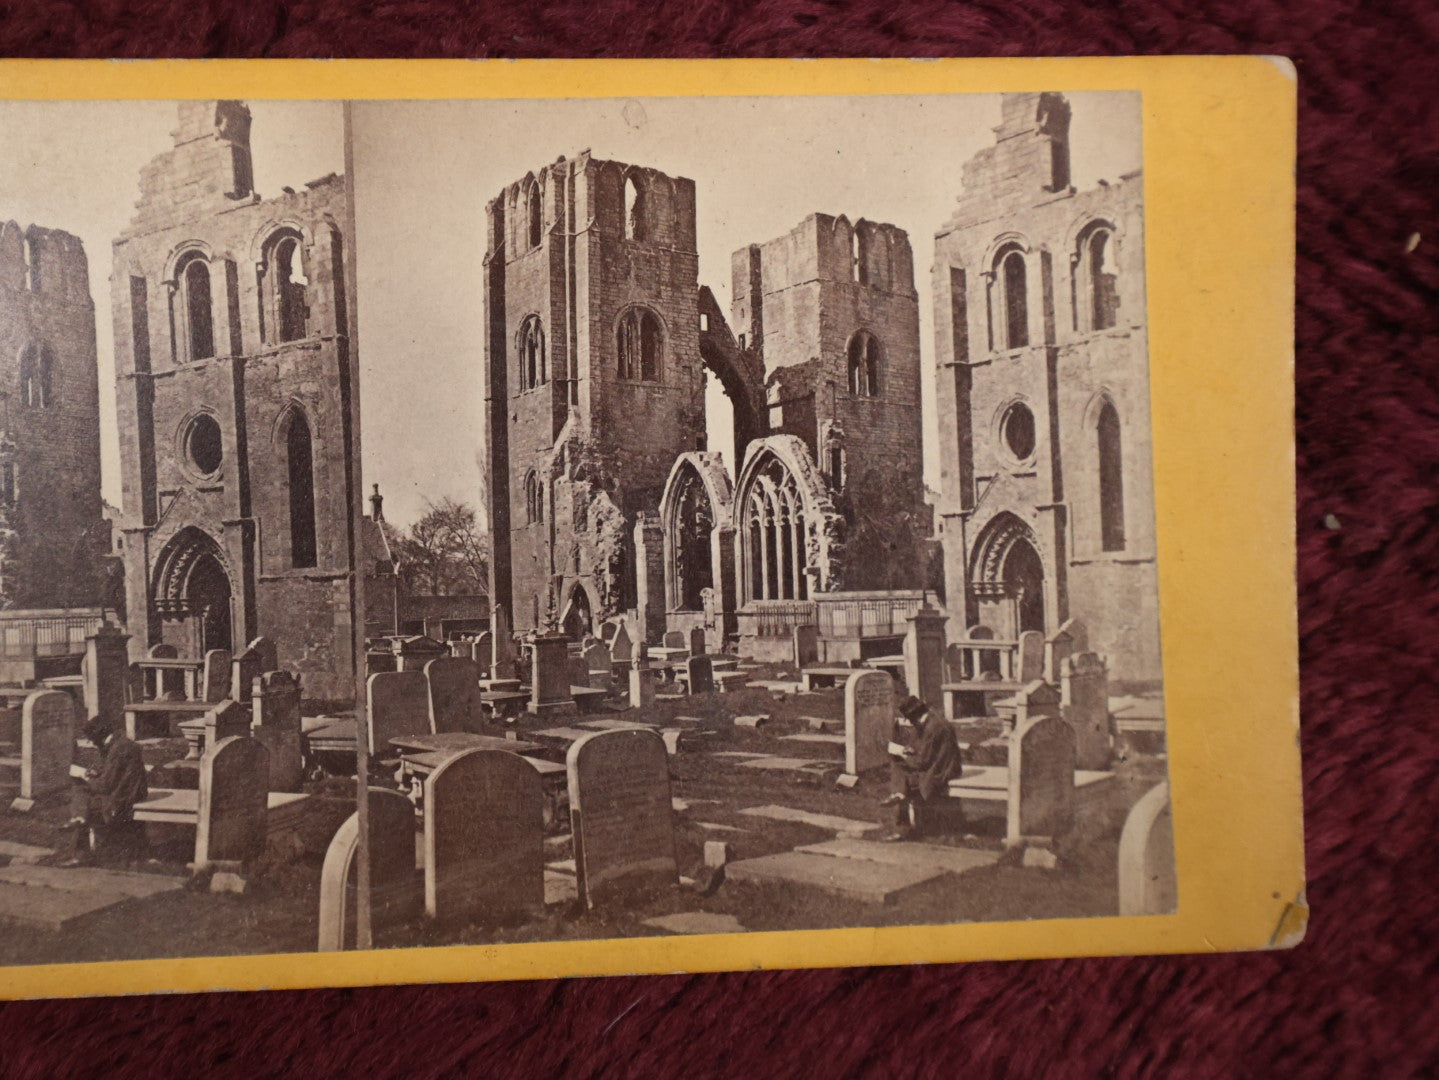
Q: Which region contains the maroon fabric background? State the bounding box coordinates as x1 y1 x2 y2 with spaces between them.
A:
2 4 1437 1076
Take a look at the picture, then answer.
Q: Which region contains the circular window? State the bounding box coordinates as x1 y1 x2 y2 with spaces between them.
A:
185 414 223 476
1000 403 1037 461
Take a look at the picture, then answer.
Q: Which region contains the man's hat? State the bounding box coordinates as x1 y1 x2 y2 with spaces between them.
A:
898 695 929 722
82 714 113 747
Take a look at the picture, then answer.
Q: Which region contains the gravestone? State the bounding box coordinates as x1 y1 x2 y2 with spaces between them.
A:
204 699 251 751
11 691 73 812
567 728 677 908
394 635 447 673
147 643 178 658
230 642 265 704
688 627 707 658
1006 714 1076 847
425 656 484 733
318 787 417 950
1045 619 1081 684
529 631 577 716
568 651 591 690
1062 652 1112 770
610 623 633 665
1017 630 1045 682
1118 780 1176 916
252 671 303 792
490 606 517 680
842 670 895 780
944 643 966 683
201 649 233 703
1011 680 1062 728
663 630 686 652
903 605 947 713
471 631 493 676
424 749 544 921
366 670 431 754
196 735 270 869
583 641 612 691
793 624 819 669
686 656 714 695
83 623 129 735
628 654 655 710
246 636 279 674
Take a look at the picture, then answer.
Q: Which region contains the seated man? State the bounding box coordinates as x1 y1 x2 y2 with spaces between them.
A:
881 695 963 842
64 715 149 867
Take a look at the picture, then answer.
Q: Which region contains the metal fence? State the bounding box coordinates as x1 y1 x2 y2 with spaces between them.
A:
814 590 939 639
0 608 116 659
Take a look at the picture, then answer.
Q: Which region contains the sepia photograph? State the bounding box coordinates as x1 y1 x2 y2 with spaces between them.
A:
0 84 1176 973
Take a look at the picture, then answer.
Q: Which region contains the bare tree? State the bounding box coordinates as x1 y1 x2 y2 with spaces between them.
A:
393 498 490 597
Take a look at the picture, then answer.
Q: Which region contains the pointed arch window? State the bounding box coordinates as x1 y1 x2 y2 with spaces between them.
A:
1097 399 1126 552
739 455 812 604
19 344 53 409
526 179 543 249
846 331 881 397
524 471 544 525
623 175 646 241
285 409 317 568
264 231 309 343
519 315 546 391
617 307 663 381
22 234 41 292
176 252 215 361
997 246 1029 350
1079 225 1119 332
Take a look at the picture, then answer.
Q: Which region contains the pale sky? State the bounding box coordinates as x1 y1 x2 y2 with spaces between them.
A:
352 92 1140 528
1 93 1138 530
0 100 344 510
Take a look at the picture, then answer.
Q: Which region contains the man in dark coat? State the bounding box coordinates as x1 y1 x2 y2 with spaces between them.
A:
881 694 963 841
64 715 149 866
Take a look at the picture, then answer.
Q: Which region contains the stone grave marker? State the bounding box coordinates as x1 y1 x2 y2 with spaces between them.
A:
490 606 517 679
204 699 251 752
529 631 577 716
628 654 655 709
230 643 265 704
793 624 819 668
903 605 946 713
471 631 493 675
1012 680 1062 727
842 670 895 780
367 670 431 755
253 671 303 792
196 735 270 869
317 786 417 951
568 650 591 691
663 630 686 652
610 623 633 665
1017 630 1045 682
246 636 279 674
1118 780 1176 916
567 728 677 908
1006 714 1076 847
1062 652 1112 770
583 641 612 691
688 627 707 658
83 622 129 734
424 749 544 921
11 691 74 812
600 620 619 643
1045 619 1079 683
686 656 714 695
200 648 232 703
425 656 484 733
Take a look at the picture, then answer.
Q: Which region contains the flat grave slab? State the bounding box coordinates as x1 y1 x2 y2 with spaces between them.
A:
0 840 53 864
0 863 185 899
725 851 947 904
0 882 140 931
546 858 576 874
739 805 875 834
797 838 1000 876
579 719 658 732
671 797 719 812
693 821 747 833
389 732 542 756
544 870 578 906
802 716 843 734
643 912 745 935
738 756 825 771
780 733 845 746
527 727 597 744
711 751 768 760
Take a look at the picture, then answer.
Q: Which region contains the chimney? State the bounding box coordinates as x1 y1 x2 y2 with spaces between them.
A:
370 483 384 522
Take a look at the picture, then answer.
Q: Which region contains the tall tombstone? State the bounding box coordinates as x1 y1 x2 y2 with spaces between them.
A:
424 656 484 734
204 699 252 752
11 690 74 812
195 735 270 869
1118 781 1176 916
83 622 130 734
1006 714 1076 847
686 656 714 695
252 671 303 792
366 670 431 754
610 623 633 666
688 626 707 659
1045 619 1080 684
583 641 613 691
394 635 447 673
201 648 233 703
246 636 279 674
471 631 493 677
663 630 686 652
1016 630 1045 683
793 624 819 669
843 670 896 780
567 729 677 909
1011 680 1062 728
490 606 517 680
599 620 619 644
1062 652 1112 770
628 653 655 710
634 513 667 645
318 787 418 950
230 642 265 705
568 650 591 690
528 631 577 716
424 749 544 921
903 605 947 713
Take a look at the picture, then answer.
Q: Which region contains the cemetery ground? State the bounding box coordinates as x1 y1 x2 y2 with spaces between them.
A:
0 665 1166 967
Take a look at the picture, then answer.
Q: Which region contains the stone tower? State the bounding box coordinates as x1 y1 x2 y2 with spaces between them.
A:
0 221 106 607
932 92 1159 685
730 213 928 591
112 101 358 698
483 153 705 636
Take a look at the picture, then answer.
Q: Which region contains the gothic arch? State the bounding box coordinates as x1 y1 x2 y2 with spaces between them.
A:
968 511 1048 635
150 525 236 653
733 436 843 602
659 452 734 613
696 285 767 465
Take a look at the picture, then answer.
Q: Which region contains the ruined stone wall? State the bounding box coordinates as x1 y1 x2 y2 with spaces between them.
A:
933 92 1159 684
112 101 357 698
0 222 106 606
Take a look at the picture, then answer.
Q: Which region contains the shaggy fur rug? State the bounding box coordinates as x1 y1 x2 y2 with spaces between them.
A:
1 3 1436 1076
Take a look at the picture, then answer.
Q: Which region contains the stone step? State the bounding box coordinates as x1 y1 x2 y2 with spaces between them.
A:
725 850 947 904
0 863 186 899
796 837 1000 876
0 881 137 931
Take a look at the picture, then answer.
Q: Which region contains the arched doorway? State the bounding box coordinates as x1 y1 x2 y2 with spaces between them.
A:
561 583 592 641
152 527 235 657
970 512 1047 638
188 551 234 654
1002 537 1045 634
